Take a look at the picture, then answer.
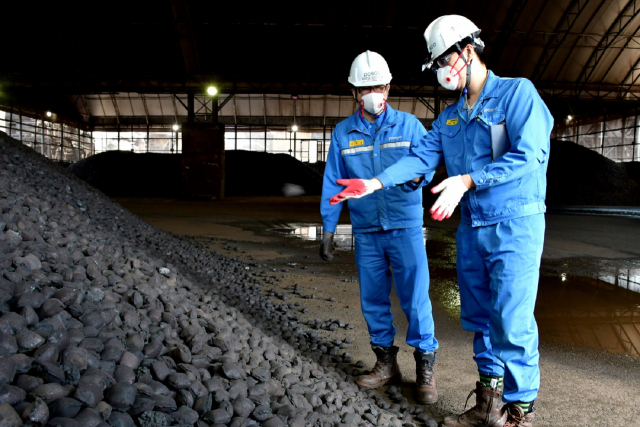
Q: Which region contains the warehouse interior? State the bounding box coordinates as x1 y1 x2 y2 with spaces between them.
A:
1 1 640 426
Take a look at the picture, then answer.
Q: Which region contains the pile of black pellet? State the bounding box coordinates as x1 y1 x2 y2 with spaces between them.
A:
0 131 438 427
67 150 323 198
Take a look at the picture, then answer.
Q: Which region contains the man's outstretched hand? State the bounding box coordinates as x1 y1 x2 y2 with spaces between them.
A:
329 178 383 204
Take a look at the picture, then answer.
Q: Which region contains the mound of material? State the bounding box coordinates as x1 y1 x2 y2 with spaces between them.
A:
0 131 429 427
68 151 181 198
224 151 322 197
546 139 640 207
623 161 640 181
68 150 323 198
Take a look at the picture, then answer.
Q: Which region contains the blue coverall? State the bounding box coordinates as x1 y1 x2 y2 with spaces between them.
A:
321 105 439 353
377 71 553 403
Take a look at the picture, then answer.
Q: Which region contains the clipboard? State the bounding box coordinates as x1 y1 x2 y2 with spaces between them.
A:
490 123 510 162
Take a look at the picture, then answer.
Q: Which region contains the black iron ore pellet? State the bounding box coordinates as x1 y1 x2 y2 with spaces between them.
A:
45 417 82 427
106 411 135 427
127 397 155 417
47 397 83 419
203 408 232 425
105 383 137 411
138 411 170 427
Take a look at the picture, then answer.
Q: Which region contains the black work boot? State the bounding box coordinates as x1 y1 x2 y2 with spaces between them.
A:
355 345 401 389
443 381 508 427
414 351 438 404
503 403 536 427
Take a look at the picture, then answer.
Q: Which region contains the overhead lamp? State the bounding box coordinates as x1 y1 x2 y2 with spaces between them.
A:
567 115 573 121
172 124 179 131
207 86 218 96
46 111 52 117
291 125 299 132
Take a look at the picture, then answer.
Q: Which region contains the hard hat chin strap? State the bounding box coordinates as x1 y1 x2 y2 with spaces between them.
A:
457 47 473 99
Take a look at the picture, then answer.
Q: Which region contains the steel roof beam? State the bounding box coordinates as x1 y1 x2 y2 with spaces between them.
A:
489 0 531 67
551 0 609 82
576 0 640 88
598 21 640 83
621 55 640 98
217 94 234 111
506 2 549 77
171 94 179 124
531 0 591 81
109 93 120 125
140 94 150 125
168 0 201 75
417 97 435 114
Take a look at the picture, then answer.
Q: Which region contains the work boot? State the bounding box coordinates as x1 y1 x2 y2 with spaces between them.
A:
443 382 508 427
503 403 536 427
355 345 401 389
414 351 438 404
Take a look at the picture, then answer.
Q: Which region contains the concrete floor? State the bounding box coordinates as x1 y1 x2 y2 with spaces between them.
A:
116 197 640 427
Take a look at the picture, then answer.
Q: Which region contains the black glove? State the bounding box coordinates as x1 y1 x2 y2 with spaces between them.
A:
319 231 334 262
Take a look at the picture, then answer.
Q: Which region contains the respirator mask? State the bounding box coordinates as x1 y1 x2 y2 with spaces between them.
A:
435 51 471 91
360 92 386 115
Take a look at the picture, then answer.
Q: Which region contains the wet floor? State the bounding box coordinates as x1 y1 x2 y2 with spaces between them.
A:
270 222 640 357
268 223 437 251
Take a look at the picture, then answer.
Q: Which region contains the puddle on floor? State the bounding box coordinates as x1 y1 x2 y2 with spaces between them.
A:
538 260 640 356
267 223 434 251
270 222 640 357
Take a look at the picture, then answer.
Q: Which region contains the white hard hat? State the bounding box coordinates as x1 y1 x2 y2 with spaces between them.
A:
422 15 484 71
348 51 392 87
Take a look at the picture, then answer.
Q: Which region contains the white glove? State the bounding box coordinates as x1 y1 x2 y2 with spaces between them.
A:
429 175 469 221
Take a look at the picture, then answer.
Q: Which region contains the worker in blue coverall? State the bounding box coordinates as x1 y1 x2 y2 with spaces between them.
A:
330 16 552 427
320 50 439 404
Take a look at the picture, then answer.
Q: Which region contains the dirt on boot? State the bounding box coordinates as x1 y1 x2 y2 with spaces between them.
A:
504 404 536 427
415 351 438 404
355 345 402 389
443 382 508 427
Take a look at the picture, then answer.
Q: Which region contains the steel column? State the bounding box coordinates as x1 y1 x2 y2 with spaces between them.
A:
188 93 195 123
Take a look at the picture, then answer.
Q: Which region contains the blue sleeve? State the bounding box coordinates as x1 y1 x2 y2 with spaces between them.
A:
399 119 435 192
320 131 348 233
469 79 553 190
400 177 428 192
376 116 444 188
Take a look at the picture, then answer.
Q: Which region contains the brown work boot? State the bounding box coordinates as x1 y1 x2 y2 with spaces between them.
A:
355 345 401 389
414 351 438 404
503 403 536 427
443 382 507 427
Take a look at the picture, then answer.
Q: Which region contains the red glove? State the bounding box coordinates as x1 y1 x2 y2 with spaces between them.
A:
329 179 383 205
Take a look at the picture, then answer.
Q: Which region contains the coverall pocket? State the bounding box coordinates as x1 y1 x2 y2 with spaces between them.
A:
536 147 547 163
439 125 462 157
342 150 375 178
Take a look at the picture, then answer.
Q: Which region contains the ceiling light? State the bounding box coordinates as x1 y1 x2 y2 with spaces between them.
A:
172 124 179 131
567 115 573 121
291 125 298 132
207 86 217 96
46 111 52 117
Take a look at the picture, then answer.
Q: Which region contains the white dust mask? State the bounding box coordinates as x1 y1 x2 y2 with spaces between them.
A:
361 92 386 115
437 66 460 91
